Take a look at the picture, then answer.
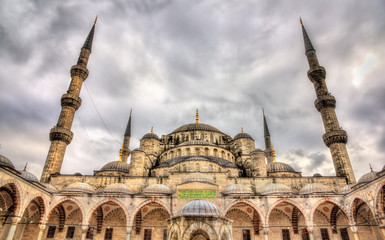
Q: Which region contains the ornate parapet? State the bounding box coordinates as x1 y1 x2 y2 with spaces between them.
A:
61 93 82 110
307 66 326 83
49 127 74 144
314 95 336 111
70 64 89 79
323 130 348 147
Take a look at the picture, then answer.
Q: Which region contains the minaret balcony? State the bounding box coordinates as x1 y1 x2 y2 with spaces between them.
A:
70 65 89 79
49 127 74 144
61 93 82 110
323 130 348 147
307 66 326 83
314 95 336 111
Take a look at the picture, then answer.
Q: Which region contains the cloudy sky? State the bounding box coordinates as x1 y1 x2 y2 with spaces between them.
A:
0 0 384 181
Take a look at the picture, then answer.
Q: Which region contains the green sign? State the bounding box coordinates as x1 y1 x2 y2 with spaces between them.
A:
178 190 216 199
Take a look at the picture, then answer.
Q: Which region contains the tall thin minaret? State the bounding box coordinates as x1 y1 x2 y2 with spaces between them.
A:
263 109 273 164
300 19 356 184
121 109 132 162
41 18 97 183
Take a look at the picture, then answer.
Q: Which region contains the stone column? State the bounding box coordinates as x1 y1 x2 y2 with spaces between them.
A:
263 227 269 240
5 217 20 240
380 224 385 238
308 226 315 240
350 225 359 240
126 227 132 240
81 226 88 240
37 224 46 240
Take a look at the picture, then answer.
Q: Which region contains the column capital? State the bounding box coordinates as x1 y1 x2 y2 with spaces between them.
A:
39 224 47 230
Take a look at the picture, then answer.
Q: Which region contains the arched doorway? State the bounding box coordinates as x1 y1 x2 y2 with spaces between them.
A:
353 198 382 239
45 199 83 239
190 229 210 240
14 196 45 240
88 200 127 240
313 200 351 240
0 183 19 239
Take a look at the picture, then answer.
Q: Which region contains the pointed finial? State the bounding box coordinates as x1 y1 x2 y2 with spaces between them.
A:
151 127 153 134
124 109 132 137
299 17 303 25
263 108 270 137
241 127 244 133
369 163 373 172
23 162 28 171
195 109 199 124
94 15 98 25
272 145 277 162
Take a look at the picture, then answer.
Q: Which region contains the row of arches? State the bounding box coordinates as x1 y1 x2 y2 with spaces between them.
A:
161 147 235 163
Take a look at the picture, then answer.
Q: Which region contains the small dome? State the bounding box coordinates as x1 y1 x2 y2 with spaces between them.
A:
338 184 353 194
21 170 39 182
313 173 322 177
171 123 223 134
142 184 172 195
299 183 334 195
267 162 296 173
100 161 130 174
74 172 82 176
178 200 221 217
132 148 144 152
251 148 264 154
42 183 57 192
62 182 95 194
358 171 378 184
141 132 160 140
98 183 133 194
261 183 293 195
234 132 254 141
0 154 15 169
183 172 214 184
223 184 254 196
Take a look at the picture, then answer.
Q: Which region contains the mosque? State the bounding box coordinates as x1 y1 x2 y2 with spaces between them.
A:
0 18 384 240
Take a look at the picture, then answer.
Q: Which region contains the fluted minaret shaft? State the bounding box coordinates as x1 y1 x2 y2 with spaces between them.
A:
263 109 273 164
41 20 97 183
121 109 132 162
301 20 356 184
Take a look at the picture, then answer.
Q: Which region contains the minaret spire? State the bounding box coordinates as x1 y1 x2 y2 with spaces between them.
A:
121 109 132 162
301 19 356 184
41 20 97 183
262 108 273 164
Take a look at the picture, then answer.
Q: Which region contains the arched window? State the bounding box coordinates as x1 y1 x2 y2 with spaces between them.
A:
196 148 200 156
221 151 225 159
205 148 209 156
170 151 174 158
186 148 191 156
195 163 200 171
177 149 181 157
214 149 218 157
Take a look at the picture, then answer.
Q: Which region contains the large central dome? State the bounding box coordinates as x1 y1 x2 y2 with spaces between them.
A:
171 123 223 134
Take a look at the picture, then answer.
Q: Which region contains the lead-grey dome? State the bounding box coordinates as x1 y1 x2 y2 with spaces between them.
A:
183 172 214 184
98 183 133 194
299 183 334 195
178 200 221 217
0 154 15 169
261 183 293 195
171 123 223 134
142 184 172 195
62 182 95 194
223 184 254 196
21 170 39 182
234 132 254 141
358 171 378 184
141 132 160 140
267 162 296 173
100 161 130 174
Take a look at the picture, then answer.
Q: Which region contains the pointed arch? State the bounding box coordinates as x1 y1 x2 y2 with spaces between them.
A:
87 198 129 225
45 197 85 224
309 198 351 225
265 198 308 226
0 180 23 216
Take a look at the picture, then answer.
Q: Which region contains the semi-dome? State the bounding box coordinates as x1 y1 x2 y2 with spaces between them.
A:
358 171 378 184
267 162 296 173
171 123 223 134
178 200 221 217
142 184 172 195
98 183 133 194
100 161 130 174
233 132 254 141
299 183 334 195
21 170 39 182
261 183 293 195
141 132 160 140
183 172 214 184
223 184 254 196
0 154 15 169
62 182 95 194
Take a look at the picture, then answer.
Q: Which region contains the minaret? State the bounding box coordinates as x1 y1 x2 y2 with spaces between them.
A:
121 109 132 162
263 109 273 164
41 18 97 183
300 19 356 184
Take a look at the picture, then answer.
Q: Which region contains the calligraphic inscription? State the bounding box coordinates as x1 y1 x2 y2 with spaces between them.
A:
178 190 216 199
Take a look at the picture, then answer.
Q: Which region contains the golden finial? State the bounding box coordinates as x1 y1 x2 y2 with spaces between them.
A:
130 108 132 116
118 144 123 161
195 109 199 124
94 16 98 25
299 17 303 25
241 127 244 133
272 145 277 162
150 127 153 134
